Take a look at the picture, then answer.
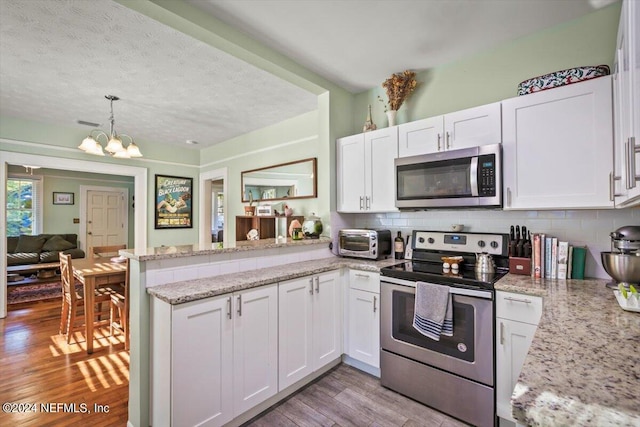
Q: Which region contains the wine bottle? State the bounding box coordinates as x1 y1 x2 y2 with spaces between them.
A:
394 231 404 260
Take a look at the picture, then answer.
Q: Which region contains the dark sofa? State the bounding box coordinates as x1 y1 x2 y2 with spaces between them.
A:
7 234 85 266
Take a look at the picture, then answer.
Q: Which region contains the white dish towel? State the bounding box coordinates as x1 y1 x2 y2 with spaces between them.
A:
413 282 453 341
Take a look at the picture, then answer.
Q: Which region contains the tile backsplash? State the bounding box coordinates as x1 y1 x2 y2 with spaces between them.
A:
339 208 640 280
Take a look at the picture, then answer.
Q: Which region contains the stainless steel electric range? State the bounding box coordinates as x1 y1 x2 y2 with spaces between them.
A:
379 230 509 427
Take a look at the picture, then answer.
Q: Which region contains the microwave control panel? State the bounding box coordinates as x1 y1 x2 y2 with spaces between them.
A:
478 154 496 196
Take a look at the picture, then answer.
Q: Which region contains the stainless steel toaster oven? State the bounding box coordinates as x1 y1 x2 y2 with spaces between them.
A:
338 229 391 260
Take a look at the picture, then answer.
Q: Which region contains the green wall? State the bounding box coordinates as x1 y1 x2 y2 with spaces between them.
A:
8 165 136 246
0 116 200 248
353 1 622 135
201 110 328 239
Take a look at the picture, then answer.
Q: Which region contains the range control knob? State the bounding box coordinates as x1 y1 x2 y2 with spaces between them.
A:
477 240 486 248
490 241 499 249
418 237 425 243
427 237 435 244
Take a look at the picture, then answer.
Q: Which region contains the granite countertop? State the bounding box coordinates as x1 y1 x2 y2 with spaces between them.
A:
496 275 640 426
147 256 400 304
120 236 332 262
149 257 640 425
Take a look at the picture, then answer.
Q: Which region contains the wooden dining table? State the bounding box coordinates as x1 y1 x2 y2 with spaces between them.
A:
72 257 128 354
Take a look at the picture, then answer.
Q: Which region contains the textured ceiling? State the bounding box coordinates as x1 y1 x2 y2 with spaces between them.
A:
0 0 317 150
188 0 614 93
0 0 615 152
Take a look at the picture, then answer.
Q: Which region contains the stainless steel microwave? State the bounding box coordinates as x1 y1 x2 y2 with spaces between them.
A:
395 143 502 209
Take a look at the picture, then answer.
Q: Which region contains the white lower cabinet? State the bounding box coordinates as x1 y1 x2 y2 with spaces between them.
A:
346 270 380 369
495 291 543 424
151 284 278 427
278 271 342 390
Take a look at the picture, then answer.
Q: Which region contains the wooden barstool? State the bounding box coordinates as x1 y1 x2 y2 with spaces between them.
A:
109 258 129 350
58 253 118 344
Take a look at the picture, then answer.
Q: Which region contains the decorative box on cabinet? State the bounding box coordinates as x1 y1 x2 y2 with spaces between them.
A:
495 291 542 424
502 76 614 210
613 0 640 207
278 271 342 390
336 127 398 212
398 102 501 157
235 215 303 241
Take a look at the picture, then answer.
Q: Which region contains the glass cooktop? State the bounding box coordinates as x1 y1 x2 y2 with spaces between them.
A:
381 260 508 291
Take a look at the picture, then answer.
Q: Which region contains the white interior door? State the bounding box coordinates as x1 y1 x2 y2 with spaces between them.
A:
86 189 127 249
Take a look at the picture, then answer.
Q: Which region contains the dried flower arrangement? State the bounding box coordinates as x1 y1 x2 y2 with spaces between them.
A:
377 70 418 112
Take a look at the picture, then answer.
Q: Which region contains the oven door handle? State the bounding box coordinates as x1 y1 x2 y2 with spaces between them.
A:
380 277 493 299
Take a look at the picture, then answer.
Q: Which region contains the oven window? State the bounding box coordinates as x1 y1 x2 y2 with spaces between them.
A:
397 158 472 199
391 290 475 362
340 235 370 252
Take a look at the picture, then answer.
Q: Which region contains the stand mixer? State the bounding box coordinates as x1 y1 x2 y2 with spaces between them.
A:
601 225 640 289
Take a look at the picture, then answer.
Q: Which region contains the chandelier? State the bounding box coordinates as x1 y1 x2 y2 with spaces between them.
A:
78 95 142 158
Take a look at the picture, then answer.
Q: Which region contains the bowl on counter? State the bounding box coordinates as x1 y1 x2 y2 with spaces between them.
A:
601 252 640 287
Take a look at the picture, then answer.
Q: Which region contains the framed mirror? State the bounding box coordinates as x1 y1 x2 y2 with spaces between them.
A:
242 158 317 203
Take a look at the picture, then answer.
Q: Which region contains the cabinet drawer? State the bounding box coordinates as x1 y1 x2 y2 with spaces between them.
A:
496 291 542 325
348 270 380 293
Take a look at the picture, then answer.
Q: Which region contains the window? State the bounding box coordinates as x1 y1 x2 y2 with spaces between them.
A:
6 175 42 236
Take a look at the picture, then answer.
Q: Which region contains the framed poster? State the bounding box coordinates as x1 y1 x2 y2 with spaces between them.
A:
53 192 74 205
155 175 193 229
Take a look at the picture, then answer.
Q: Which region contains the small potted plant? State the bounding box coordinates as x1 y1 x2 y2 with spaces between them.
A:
244 193 256 216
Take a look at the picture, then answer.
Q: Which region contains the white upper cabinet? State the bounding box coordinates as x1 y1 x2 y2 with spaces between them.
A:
613 0 640 207
502 76 614 210
398 102 502 157
336 126 398 213
397 116 442 157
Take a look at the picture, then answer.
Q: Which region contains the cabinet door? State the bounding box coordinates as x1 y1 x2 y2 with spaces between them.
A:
347 288 380 368
613 41 630 204
495 318 538 422
336 134 366 212
313 271 342 370
172 296 233 427
278 277 314 390
233 284 278 415
398 116 443 157
615 0 640 205
502 76 614 209
366 127 399 212
444 102 502 150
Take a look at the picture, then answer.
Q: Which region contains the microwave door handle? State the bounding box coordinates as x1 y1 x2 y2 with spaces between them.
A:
470 156 479 197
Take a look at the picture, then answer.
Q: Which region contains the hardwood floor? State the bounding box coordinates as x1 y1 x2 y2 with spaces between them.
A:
0 299 129 426
243 364 470 427
1 299 469 427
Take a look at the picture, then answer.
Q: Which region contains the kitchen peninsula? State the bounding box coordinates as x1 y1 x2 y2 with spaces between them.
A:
131 239 640 427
